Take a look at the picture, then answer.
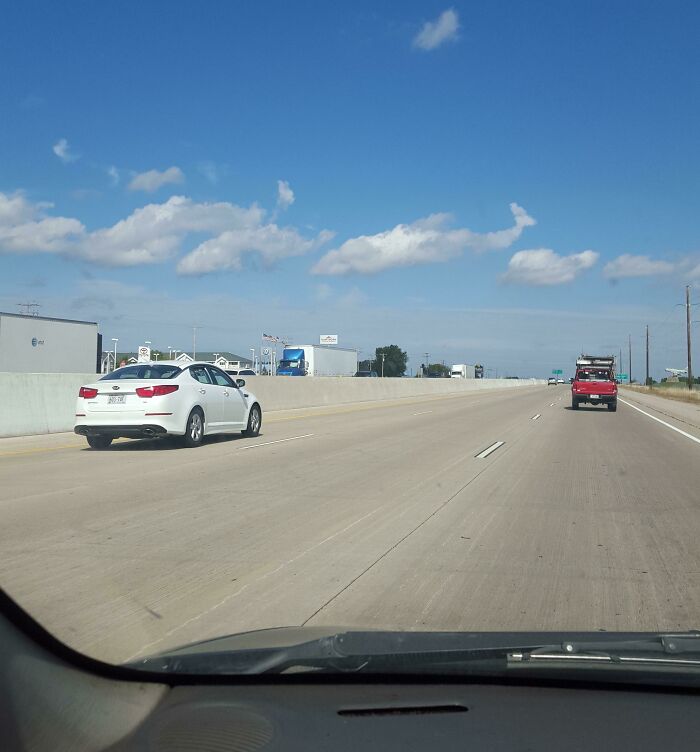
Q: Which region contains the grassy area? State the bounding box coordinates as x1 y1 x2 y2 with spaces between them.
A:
622 384 700 405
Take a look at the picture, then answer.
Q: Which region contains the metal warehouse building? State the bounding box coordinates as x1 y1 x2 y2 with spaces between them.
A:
0 312 100 374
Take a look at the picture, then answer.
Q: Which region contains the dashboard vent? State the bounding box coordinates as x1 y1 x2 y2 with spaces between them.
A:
338 704 468 717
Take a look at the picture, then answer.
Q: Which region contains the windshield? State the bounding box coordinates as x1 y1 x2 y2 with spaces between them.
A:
2 1 700 685
576 370 613 381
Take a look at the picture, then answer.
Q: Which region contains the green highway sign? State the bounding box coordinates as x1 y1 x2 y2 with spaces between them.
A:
617 374 628 380
552 369 563 374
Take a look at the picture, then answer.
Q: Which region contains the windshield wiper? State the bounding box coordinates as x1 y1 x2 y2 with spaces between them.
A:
508 633 700 668
128 630 700 677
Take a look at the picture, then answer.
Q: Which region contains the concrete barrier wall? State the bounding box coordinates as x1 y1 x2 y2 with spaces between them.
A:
0 372 544 438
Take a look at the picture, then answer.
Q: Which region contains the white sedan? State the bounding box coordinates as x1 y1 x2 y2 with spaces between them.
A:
74 361 262 449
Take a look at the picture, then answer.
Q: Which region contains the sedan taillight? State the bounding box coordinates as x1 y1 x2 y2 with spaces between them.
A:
79 387 98 398
136 384 179 398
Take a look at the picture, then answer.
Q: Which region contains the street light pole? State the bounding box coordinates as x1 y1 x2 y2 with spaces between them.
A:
645 325 649 387
112 338 118 369
250 348 256 373
424 352 429 377
628 334 632 384
687 285 694 391
381 353 385 377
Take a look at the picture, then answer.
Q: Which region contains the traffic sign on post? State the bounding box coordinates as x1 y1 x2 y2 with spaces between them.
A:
552 369 563 374
617 373 628 380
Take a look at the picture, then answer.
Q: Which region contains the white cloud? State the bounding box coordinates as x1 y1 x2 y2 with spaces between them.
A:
0 191 332 271
177 226 334 275
413 8 460 51
83 196 264 266
502 248 599 285
52 138 78 163
0 191 84 253
276 179 295 210
312 203 535 275
603 254 676 280
107 166 120 186
128 166 185 193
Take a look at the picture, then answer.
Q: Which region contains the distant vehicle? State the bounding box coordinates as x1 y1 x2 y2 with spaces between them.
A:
571 355 617 411
74 361 262 448
226 368 256 377
557 378 565 384
276 345 357 377
548 377 557 385
354 370 378 377
450 364 475 379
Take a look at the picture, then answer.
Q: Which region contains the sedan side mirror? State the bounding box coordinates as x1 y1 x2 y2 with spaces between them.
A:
236 379 246 388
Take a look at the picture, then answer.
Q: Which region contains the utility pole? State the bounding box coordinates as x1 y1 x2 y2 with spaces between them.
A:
192 326 199 359
687 285 694 391
645 325 650 387
628 334 632 384
381 353 385 377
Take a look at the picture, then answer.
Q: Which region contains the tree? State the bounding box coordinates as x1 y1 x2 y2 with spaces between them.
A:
427 362 450 378
374 345 408 377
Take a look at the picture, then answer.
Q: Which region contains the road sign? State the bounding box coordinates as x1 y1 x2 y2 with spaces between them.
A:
552 369 562 374
617 373 628 380
263 348 270 355
137 346 151 363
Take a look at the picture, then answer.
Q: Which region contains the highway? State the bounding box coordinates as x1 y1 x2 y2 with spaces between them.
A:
1 384 700 664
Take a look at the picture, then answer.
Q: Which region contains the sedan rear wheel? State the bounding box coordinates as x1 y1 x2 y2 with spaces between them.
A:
183 408 204 447
86 435 113 450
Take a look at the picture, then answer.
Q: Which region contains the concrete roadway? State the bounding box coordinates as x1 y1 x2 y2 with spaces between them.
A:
1 385 700 664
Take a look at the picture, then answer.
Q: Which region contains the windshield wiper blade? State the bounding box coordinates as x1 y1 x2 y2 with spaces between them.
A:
509 633 700 667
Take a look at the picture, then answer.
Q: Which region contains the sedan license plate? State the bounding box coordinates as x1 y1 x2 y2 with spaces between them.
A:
108 394 126 404
590 394 600 399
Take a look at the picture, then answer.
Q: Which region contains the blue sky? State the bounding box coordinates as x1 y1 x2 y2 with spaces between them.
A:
1 1 699 377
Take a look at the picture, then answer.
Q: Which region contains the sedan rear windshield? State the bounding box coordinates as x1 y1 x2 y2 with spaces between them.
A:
100 365 182 380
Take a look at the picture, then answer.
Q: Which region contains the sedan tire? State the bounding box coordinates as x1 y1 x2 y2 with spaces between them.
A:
182 408 205 448
86 435 113 450
243 404 261 437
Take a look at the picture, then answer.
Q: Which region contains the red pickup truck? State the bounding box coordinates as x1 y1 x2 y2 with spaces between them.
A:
571 355 617 411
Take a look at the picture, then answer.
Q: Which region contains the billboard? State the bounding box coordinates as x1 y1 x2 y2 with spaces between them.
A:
0 312 99 373
319 334 338 345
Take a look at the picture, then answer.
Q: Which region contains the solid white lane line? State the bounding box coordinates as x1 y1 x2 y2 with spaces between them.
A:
240 434 314 450
412 411 433 416
475 441 505 459
531 413 541 420
618 399 700 446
